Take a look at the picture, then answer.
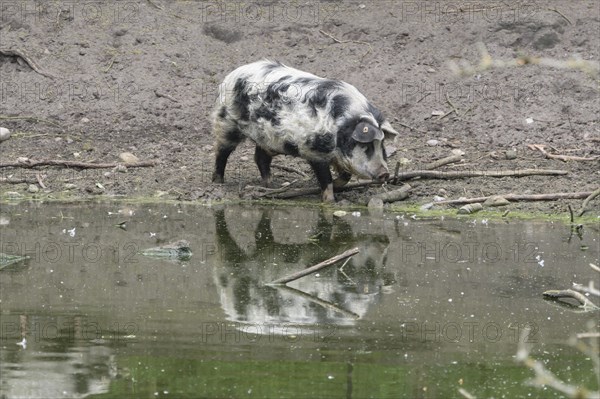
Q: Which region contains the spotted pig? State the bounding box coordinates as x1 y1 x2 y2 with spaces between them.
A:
211 60 399 201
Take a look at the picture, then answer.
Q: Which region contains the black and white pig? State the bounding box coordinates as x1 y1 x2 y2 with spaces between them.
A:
211 60 399 201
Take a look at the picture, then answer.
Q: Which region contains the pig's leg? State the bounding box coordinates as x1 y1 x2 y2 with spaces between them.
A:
254 145 273 187
309 161 335 202
212 126 243 184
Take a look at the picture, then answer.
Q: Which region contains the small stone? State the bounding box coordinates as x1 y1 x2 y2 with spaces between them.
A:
427 67 435 73
426 139 439 146
433 195 445 202
358 3 366 9
64 183 77 190
202 144 213 152
451 149 465 156
119 152 139 164
458 203 483 214
483 195 510 207
5 191 23 198
525 118 534 124
420 202 434 211
17 157 29 163
114 28 128 37
27 184 39 193
0 127 11 142
73 152 81 158
281 182 291 187
54 137 62 142
66 138 74 144
333 210 347 218
81 117 90 123
114 164 127 173
103 172 111 178
505 150 517 160
368 197 384 209
431 110 445 117
438 188 448 195
240 156 249 162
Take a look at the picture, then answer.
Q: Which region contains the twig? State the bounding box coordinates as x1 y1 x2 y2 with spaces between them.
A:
548 7 572 25
578 188 600 217
272 164 308 178
450 42 599 79
529 144 598 162
154 89 178 103
0 115 62 128
458 388 476 399
35 173 46 189
0 47 56 79
435 191 594 205
318 30 373 61
425 153 464 170
590 263 600 273
397 122 427 134
0 177 38 184
568 204 574 224
573 282 600 298
0 159 157 169
577 332 600 339
516 328 599 399
543 289 598 309
267 247 359 285
146 0 164 10
392 161 400 184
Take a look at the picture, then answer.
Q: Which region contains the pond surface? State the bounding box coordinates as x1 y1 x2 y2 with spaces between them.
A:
0 202 598 398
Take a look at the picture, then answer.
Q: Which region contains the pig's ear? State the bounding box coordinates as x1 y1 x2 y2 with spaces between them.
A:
380 120 399 140
352 122 384 143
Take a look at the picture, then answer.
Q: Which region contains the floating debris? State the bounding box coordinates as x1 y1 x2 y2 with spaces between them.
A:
142 240 192 260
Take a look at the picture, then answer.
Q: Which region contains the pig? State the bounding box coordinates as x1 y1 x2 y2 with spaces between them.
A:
211 60 399 202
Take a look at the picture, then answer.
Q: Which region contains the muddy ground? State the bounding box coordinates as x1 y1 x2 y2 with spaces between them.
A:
0 1 598 215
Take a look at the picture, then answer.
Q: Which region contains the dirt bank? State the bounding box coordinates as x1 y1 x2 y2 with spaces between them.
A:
0 1 598 215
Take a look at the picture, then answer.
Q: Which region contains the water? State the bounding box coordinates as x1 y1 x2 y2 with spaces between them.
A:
0 202 598 398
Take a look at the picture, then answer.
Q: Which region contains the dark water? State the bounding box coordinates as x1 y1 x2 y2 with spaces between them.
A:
0 202 598 398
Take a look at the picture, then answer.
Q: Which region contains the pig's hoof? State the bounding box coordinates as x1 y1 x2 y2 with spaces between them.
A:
261 177 272 188
212 173 224 184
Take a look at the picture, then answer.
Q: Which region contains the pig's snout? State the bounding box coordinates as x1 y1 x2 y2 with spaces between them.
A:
376 170 390 182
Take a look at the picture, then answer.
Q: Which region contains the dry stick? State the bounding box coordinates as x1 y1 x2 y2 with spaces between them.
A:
0 159 157 169
154 89 178 103
529 144 598 162
0 177 38 184
392 161 400 184
35 173 46 189
578 187 600 217
424 153 464 170
436 191 593 206
397 122 427 134
370 184 412 203
267 169 569 199
319 30 373 61
267 247 359 285
0 115 62 128
548 7 572 25
543 289 598 309
273 285 360 319
146 0 164 10
272 164 308 178
0 48 56 79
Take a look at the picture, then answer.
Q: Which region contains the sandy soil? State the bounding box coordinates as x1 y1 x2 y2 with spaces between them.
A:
0 1 598 215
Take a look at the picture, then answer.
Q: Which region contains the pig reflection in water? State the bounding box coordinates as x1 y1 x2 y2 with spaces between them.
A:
213 208 395 330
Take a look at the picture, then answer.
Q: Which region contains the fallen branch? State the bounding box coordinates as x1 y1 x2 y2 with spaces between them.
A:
578 188 600 217
425 153 464 170
267 247 359 285
0 48 57 79
0 159 157 169
529 144 598 162
0 177 38 184
435 191 593 205
266 169 569 199
548 7 572 25
397 122 427 134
